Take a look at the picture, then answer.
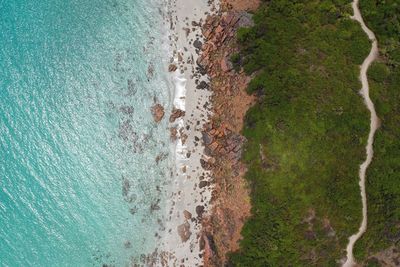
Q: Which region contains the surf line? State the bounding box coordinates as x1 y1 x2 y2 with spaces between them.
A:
343 0 380 266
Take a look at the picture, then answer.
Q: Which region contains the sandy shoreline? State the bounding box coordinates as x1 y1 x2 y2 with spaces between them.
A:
152 0 219 266
145 1 260 266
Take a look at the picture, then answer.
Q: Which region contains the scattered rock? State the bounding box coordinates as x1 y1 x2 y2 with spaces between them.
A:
183 27 191 37
147 64 154 78
155 153 167 164
168 64 177 72
196 81 209 90
119 105 134 115
199 180 209 189
150 200 161 212
124 240 132 249
191 21 201 27
122 177 130 197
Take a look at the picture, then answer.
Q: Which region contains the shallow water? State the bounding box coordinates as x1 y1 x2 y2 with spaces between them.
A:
0 0 172 266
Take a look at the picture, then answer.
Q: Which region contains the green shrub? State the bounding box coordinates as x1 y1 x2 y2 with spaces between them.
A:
228 0 375 265
230 52 241 72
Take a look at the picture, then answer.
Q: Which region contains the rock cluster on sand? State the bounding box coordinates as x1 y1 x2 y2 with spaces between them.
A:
197 11 254 79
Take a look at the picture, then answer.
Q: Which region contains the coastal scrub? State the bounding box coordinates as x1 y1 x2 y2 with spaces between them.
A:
353 0 400 264
228 0 372 265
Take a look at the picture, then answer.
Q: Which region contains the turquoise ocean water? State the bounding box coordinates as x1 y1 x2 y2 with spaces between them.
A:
0 0 173 266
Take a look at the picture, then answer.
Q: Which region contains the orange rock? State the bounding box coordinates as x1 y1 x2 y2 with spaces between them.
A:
216 25 224 34
220 57 232 72
209 142 219 151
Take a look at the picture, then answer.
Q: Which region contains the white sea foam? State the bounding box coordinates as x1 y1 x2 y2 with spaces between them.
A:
173 68 187 112
173 62 189 164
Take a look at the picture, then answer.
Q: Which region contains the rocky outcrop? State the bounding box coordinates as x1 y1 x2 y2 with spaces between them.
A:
197 2 260 266
221 0 260 12
197 10 255 79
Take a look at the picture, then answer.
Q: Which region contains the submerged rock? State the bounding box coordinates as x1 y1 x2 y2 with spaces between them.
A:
151 104 165 123
119 105 134 115
170 127 178 141
124 240 132 249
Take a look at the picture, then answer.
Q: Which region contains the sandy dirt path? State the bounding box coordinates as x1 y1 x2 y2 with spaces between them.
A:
343 0 379 266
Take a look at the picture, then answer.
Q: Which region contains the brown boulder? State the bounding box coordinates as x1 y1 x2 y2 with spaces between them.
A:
168 64 177 72
183 210 192 220
216 25 224 34
177 222 192 242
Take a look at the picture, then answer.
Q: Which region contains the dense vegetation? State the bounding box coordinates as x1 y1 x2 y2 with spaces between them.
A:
353 0 400 264
228 0 374 266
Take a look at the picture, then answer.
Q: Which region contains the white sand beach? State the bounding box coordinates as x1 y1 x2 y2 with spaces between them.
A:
157 0 219 266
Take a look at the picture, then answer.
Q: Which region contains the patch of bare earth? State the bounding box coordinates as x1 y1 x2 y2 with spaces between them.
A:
221 0 260 12
366 246 400 267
